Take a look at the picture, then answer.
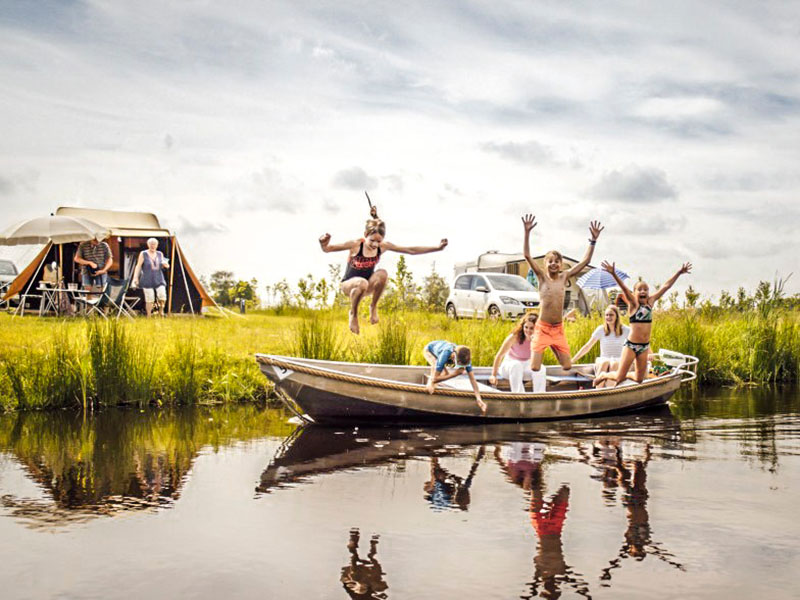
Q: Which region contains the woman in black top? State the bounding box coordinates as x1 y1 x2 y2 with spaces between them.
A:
319 205 447 334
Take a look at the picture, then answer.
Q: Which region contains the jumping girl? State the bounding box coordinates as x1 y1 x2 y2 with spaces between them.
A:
319 205 447 334
594 261 692 387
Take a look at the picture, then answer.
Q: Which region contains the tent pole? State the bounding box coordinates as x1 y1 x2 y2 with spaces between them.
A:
167 236 176 315
177 244 195 315
16 243 51 317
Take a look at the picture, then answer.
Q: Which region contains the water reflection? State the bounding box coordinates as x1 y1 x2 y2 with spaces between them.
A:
424 447 484 512
0 406 293 529
340 528 389 599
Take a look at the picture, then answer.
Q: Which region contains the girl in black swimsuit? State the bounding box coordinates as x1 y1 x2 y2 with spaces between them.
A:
319 205 448 334
594 260 692 387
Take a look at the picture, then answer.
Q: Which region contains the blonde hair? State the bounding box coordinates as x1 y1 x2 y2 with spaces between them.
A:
545 250 563 265
512 311 539 344
364 218 386 237
603 305 623 337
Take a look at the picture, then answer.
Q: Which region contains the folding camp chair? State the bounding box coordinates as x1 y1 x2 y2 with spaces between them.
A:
75 277 133 320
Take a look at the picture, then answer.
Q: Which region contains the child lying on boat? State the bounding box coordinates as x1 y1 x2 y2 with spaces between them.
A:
423 340 487 414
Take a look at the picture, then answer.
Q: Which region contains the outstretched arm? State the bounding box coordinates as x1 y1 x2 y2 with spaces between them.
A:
468 371 487 414
382 239 447 255
602 260 635 305
521 214 544 278
566 221 604 278
650 262 692 303
571 337 598 363
319 234 359 253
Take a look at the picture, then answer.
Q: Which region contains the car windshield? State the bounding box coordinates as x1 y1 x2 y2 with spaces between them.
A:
0 260 16 276
486 275 535 292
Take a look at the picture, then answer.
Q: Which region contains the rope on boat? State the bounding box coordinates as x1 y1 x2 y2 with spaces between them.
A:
256 355 675 401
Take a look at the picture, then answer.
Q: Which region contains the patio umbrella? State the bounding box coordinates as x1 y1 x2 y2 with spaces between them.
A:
577 266 629 289
0 215 110 246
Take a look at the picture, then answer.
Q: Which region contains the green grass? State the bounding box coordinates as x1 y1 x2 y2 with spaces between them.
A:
1 305 798 411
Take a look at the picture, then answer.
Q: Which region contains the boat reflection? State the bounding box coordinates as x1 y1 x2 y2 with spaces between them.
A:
257 409 680 495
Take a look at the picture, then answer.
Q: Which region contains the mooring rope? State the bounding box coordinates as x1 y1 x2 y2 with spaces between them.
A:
256 355 674 402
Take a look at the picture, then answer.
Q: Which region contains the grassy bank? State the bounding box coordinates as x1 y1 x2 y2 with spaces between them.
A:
1 305 798 411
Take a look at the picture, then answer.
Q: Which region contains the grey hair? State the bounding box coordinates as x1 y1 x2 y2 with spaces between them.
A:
147 238 159 246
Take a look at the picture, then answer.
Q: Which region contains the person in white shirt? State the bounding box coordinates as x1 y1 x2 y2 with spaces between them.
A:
571 306 630 388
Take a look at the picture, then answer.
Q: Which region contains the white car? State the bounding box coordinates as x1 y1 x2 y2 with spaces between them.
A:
0 259 18 304
445 273 540 319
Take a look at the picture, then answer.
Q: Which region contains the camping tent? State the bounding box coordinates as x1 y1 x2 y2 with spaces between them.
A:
2 207 217 315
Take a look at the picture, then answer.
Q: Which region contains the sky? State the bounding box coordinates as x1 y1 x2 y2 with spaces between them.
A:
1 0 799 300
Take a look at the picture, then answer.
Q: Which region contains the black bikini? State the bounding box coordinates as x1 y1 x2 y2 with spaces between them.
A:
343 241 381 281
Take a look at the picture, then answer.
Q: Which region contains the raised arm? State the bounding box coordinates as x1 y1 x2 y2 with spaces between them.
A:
381 239 447 255
319 234 360 253
521 214 544 278
565 221 604 279
650 262 692 303
489 334 516 385
602 261 634 305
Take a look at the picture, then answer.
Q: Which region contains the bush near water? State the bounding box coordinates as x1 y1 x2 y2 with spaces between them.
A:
1 280 799 411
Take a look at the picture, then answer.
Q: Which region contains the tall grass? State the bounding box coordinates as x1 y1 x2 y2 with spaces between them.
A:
291 314 344 361
1 303 799 412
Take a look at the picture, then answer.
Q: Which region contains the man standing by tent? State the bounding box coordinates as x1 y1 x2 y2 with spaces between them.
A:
74 235 113 291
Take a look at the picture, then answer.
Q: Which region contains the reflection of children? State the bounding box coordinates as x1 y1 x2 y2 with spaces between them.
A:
423 340 486 413
340 528 388 599
522 213 604 373
423 448 484 511
319 205 447 334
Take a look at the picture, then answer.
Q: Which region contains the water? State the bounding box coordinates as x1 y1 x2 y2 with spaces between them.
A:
0 388 799 599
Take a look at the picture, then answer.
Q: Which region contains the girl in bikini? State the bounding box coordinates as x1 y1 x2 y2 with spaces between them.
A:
319 205 448 334
594 260 692 387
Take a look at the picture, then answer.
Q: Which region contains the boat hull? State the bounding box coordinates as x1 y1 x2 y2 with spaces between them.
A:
256 355 684 425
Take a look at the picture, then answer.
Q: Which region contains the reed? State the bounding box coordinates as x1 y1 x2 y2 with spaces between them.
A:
291 313 344 361
1 304 799 412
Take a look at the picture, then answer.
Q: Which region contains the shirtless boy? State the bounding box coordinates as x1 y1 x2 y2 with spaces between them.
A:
522 214 604 372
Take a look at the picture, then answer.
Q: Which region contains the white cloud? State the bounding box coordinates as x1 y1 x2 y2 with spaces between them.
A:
0 1 798 296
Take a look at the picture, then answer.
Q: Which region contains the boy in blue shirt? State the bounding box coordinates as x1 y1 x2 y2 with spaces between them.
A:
423 341 486 414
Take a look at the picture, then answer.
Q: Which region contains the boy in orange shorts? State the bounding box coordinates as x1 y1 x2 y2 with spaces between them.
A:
522 213 603 373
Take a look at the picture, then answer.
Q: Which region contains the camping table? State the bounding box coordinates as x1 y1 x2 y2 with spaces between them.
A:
37 285 59 316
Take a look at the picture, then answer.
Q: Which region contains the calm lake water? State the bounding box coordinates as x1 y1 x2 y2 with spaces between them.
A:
1 388 799 599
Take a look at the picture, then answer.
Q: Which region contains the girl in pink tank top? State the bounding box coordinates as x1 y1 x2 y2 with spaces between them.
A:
490 312 546 393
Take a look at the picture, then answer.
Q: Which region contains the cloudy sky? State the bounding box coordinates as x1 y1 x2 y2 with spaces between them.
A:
2 0 798 299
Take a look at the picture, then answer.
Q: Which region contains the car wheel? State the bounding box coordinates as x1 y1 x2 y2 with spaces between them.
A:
488 305 501 320
446 303 458 320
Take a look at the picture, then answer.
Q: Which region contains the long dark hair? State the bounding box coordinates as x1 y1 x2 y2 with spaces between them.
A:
512 311 539 344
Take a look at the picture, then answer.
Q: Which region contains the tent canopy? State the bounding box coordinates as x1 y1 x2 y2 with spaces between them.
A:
56 207 170 238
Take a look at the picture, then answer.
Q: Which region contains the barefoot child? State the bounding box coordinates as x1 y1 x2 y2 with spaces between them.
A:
594 261 692 387
521 214 604 373
424 341 486 413
319 205 447 334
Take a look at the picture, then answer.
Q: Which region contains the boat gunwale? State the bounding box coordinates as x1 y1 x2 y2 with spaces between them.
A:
255 353 680 401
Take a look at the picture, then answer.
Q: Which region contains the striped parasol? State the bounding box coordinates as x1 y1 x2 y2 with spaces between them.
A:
576 266 629 289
